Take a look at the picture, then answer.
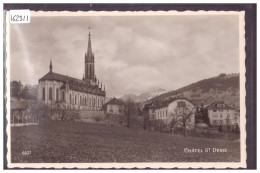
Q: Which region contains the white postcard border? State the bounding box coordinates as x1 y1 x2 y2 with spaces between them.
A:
5 10 247 169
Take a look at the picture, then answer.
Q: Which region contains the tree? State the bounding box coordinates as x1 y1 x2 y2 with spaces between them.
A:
123 98 135 127
52 102 80 121
53 101 70 121
171 103 196 137
195 103 210 125
11 81 23 99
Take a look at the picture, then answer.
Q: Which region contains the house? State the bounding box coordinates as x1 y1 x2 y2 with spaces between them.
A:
38 31 106 110
11 101 39 126
103 98 124 115
207 101 240 128
144 97 196 129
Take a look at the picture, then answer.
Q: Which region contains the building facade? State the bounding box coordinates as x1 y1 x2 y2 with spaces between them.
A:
103 98 124 115
38 31 106 110
144 97 196 129
207 101 240 127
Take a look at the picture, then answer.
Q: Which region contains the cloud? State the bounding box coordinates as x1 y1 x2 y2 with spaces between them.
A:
10 14 240 97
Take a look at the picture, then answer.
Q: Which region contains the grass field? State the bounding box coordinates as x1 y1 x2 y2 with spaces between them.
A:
11 121 240 163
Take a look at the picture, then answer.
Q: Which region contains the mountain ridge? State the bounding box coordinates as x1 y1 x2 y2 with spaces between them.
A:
145 73 240 109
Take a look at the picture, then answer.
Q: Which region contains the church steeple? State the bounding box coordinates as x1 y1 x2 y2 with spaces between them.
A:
87 30 92 59
49 59 52 72
84 27 95 84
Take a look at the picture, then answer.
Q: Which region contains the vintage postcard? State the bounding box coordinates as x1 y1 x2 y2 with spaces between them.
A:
5 9 247 169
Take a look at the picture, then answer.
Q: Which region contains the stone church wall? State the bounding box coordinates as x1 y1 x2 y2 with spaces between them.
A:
79 110 105 123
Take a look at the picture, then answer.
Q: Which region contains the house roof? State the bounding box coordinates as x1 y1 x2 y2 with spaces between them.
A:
104 98 124 106
207 101 238 111
11 101 28 110
39 72 105 96
144 97 193 110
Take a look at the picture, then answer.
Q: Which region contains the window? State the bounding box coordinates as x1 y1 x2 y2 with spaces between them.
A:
109 106 113 113
75 95 77 105
226 119 231 125
56 88 59 101
62 91 65 101
49 87 52 100
227 114 230 119
97 98 99 108
93 98 96 107
70 94 72 104
80 96 82 105
177 101 186 107
220 114 222 118
84 96 86 106
217 104 225 108
42 87 45 100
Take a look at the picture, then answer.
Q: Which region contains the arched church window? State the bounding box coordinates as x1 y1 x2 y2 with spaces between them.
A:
62 91 65 101
42 87 45 100
56 88 59 101
93 97 96 107
49 87 52 100
80 96 82 105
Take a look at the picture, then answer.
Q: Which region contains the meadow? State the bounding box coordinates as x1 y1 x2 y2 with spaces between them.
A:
11 121 240 163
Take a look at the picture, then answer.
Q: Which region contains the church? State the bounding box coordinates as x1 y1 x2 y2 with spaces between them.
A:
38 31 106 110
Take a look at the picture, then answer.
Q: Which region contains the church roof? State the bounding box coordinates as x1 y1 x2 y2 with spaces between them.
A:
39 71 105 96
39 71 85 84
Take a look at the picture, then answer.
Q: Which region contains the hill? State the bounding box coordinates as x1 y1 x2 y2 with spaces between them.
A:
120 87 168 102
145 73 240 109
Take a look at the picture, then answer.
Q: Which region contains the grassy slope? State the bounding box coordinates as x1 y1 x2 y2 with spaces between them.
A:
147 75 239 103
11 121 240 163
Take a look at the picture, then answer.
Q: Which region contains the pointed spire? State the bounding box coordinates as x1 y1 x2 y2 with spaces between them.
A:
49 59 52 72
87 27 92 58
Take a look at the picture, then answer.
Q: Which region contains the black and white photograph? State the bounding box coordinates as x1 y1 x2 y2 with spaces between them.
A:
4 7 252 169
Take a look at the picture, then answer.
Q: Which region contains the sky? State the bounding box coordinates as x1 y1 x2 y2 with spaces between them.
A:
10 14 240 97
